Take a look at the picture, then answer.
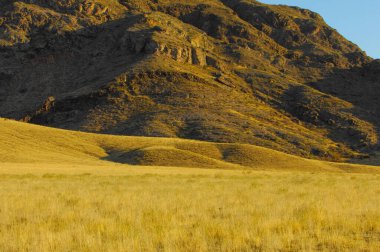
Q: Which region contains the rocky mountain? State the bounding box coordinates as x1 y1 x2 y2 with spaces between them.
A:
0 0 379 161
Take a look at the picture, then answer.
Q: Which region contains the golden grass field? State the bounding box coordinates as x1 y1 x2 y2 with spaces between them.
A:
1 118 380 251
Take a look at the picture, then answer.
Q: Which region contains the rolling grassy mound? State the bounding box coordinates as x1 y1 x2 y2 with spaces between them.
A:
1 118 378 173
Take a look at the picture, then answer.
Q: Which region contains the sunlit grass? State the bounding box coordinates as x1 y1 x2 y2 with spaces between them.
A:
1 119 379 251
1 166 379 252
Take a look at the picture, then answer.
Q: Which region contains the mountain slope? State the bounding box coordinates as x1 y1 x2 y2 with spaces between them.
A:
0 0 379 161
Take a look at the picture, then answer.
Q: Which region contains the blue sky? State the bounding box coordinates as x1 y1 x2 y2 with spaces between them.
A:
260 0 380 59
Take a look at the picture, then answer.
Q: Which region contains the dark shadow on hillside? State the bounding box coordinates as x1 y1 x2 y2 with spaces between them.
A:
312 61 380 163
281 60 380 163
0 12 157 119
309 60 380 118
101 147 237 169
102 149 143 165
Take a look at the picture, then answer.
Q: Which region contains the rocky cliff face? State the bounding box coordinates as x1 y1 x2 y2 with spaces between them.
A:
0 0 379 161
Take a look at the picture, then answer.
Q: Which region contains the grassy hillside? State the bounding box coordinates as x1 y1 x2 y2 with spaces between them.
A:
1 119 380 251
0 118 379 173
0 169 379 252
